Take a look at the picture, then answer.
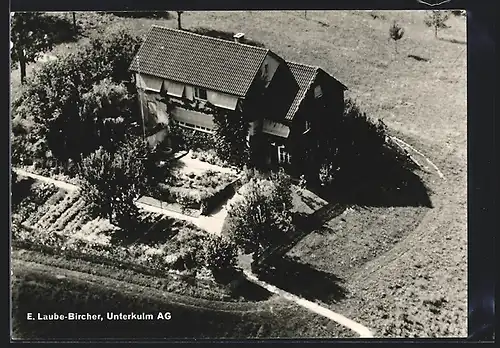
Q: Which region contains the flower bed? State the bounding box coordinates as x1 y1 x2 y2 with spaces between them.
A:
157 169 239 214
12 181 61 225
191 149 234 169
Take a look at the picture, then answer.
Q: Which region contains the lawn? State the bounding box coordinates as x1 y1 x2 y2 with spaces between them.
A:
11 257 352 339
10 10 467 338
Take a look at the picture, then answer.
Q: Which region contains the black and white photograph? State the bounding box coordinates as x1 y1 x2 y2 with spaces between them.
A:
10 7 470 340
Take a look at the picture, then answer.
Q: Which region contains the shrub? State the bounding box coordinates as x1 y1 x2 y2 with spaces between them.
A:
201 235 238 281
226 173 295 259
168 121 215 151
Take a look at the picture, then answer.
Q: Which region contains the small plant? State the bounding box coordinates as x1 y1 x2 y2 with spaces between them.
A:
424 10 451 39
389 21 405 54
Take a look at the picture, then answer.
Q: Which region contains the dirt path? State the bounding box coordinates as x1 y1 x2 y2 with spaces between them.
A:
13 168 227 235
243 270 374 338
389 136 446 180
13 168 79 192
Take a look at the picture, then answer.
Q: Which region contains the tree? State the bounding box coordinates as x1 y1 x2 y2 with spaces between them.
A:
10 12 56 84
80 79 137 152
12 27 141 163
72 12 77 35
176 11 184 30
201 235 238 280
307 98 389 188
424 10 451 38
213 108 250 167
226 172 294 260
389 21 405 54
79 138 154 227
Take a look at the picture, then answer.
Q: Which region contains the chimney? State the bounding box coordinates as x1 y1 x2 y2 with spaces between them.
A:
233 32 245 43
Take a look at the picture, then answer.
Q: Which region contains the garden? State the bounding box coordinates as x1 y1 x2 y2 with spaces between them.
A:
11 173 255 300
155 164 240 215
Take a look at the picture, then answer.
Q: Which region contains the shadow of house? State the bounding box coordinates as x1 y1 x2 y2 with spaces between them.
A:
257 256 348 304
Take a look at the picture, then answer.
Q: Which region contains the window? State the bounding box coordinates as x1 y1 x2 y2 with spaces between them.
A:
277 145 292 164
194 87 208 100
175 120 213 134
314 85 323 99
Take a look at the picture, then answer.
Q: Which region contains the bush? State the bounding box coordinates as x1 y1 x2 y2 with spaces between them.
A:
202 235 238 281
168 122 215 151
226 173 294 259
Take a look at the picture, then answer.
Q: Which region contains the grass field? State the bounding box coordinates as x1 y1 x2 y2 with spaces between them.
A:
11 257 351 339
11 10 467 338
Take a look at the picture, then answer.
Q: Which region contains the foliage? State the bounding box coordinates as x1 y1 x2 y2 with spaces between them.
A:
79 138 156 228
85 26 142 84
12 28 141 165
424 10 451 38
10 12 74 83
80 79 136 152
11 181 60 224
307 98 385 185
226 173 295 258
160 170 238 212
213 108 250 168
305 98 418 193
389 21 405 54
168 121 215 151
201 235 238 278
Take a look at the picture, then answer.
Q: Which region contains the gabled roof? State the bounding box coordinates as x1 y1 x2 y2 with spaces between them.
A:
129 25 269 97
285 62 319 121
285 61 348 121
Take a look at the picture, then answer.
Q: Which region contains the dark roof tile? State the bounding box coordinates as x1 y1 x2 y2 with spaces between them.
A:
285 61 319 121
129 25 269 97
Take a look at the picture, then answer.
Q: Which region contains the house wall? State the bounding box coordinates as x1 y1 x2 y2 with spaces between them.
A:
262 119 290 138
136 72 245 134
259 54 281 85
136 73 240 111
171 107 215 133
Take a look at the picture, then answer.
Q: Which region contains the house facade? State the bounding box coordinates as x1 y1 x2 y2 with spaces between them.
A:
129 25 347 175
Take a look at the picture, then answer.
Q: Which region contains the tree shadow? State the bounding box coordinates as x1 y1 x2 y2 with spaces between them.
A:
43 14 81 44
11 176 35 209
256 256 348 304
110 215 179 246
228 272 273 301
439 37 467 45
408 54 430 62
310 159 433 209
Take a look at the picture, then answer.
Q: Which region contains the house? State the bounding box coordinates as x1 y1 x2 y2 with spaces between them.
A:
129 25 347 175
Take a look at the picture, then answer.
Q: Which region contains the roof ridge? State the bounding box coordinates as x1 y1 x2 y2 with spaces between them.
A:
285 60 320 70
150 24 270 52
